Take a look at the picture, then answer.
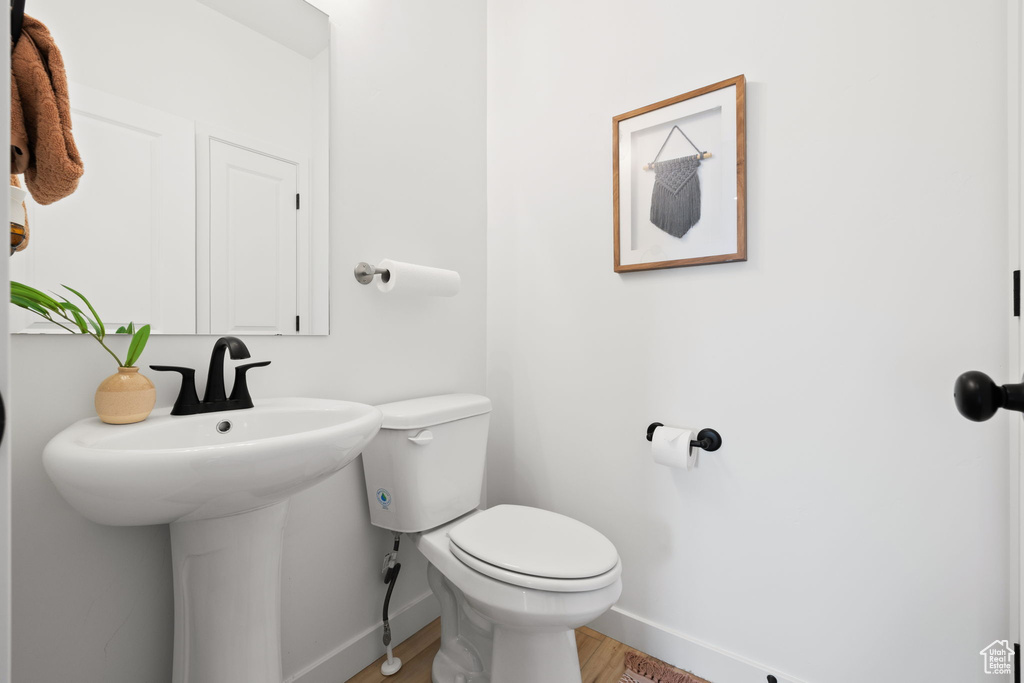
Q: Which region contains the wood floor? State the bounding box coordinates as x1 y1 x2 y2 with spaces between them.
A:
346 618 692 683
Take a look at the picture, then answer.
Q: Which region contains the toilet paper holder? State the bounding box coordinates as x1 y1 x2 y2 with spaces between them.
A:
354 262 390 285
646 423 723 452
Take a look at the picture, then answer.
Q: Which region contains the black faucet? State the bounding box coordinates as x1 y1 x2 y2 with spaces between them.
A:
151 337 271 415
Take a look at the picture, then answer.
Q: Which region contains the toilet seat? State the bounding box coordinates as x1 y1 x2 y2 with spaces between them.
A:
448 505 621 593
449 542 621 593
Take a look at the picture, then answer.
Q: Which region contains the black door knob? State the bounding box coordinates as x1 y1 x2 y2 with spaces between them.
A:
954 370 1024 421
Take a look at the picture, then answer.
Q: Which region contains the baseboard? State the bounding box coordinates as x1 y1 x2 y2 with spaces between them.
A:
285 592 806 683
284 590 439 683
588 606 809 683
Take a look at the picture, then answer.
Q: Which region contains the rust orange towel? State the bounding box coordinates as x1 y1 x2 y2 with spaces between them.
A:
11 14 83 205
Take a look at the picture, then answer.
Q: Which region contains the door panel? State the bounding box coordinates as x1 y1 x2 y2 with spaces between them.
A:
206 140 298 335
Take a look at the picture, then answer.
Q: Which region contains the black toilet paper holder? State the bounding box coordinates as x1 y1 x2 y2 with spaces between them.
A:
646 423 723 452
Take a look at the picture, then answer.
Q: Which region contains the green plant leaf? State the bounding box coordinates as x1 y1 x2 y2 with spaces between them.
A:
62 285 105 340
127 322 135 336
115 325 128 334
10 294 49 317
55 297 84 316
11 281 57 306
67 307 89 334
73 313 88 333
11 281 62 313
55 296 103 338
124 324 151 367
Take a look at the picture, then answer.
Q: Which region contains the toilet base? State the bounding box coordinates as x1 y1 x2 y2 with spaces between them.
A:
490 627 581 683
429 564 491 682
427 564 585 683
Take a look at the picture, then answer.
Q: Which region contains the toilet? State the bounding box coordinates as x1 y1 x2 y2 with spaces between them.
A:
361 394 622 683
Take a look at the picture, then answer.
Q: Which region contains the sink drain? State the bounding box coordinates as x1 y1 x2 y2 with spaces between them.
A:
216 420 232 434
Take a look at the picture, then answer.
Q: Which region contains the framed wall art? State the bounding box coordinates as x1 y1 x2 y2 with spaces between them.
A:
613 75 746 272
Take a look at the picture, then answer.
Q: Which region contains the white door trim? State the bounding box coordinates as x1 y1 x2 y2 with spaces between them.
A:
1 6 12 680
1011 0 1022 649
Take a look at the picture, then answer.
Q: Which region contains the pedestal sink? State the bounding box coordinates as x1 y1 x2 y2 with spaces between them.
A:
43 397 383 683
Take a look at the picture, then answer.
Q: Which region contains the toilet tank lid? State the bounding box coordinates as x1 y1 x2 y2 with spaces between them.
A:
377 394 492 430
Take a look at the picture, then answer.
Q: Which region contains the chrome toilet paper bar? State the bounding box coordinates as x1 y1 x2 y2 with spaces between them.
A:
354 262 391 285
645 422 722 452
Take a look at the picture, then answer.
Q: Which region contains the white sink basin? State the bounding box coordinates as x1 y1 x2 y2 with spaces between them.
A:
44 397 382 525
42 397 383 683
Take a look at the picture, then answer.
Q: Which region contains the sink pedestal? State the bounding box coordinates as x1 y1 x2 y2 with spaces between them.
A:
170 502 289 683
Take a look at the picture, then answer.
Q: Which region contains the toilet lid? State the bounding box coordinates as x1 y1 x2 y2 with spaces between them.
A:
448 505 619 580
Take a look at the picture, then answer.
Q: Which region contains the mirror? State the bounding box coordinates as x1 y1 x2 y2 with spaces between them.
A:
11 0 330 335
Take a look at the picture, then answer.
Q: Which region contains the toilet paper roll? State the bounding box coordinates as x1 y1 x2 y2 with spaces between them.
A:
377 258 461 297
651 426 697 470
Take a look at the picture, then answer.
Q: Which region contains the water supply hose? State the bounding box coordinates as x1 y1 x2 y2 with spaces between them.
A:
382 563 402 643
380 532 402 676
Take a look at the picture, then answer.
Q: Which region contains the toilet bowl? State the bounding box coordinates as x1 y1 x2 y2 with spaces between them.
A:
414 507 622 682
360 394 622 682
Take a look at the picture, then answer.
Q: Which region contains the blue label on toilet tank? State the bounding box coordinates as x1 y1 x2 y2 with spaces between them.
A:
376 488 392 510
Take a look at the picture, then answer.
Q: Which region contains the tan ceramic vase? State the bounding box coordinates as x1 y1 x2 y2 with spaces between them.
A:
94 366 157 425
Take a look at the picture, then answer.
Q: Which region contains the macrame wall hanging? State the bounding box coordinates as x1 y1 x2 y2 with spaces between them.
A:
643 125 711 238
612 75 746 273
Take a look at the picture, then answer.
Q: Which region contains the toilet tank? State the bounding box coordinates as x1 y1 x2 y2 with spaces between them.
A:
361 394 491 533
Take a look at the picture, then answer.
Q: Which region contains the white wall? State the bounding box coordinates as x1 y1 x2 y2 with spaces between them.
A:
11 0 486 681
486 1 1010 682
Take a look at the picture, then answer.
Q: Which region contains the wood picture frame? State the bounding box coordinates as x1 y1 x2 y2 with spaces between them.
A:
613 75 746 272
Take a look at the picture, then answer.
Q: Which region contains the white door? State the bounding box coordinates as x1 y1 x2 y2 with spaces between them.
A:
10 83 196 333
956 2 1023 666
203 140 299 335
